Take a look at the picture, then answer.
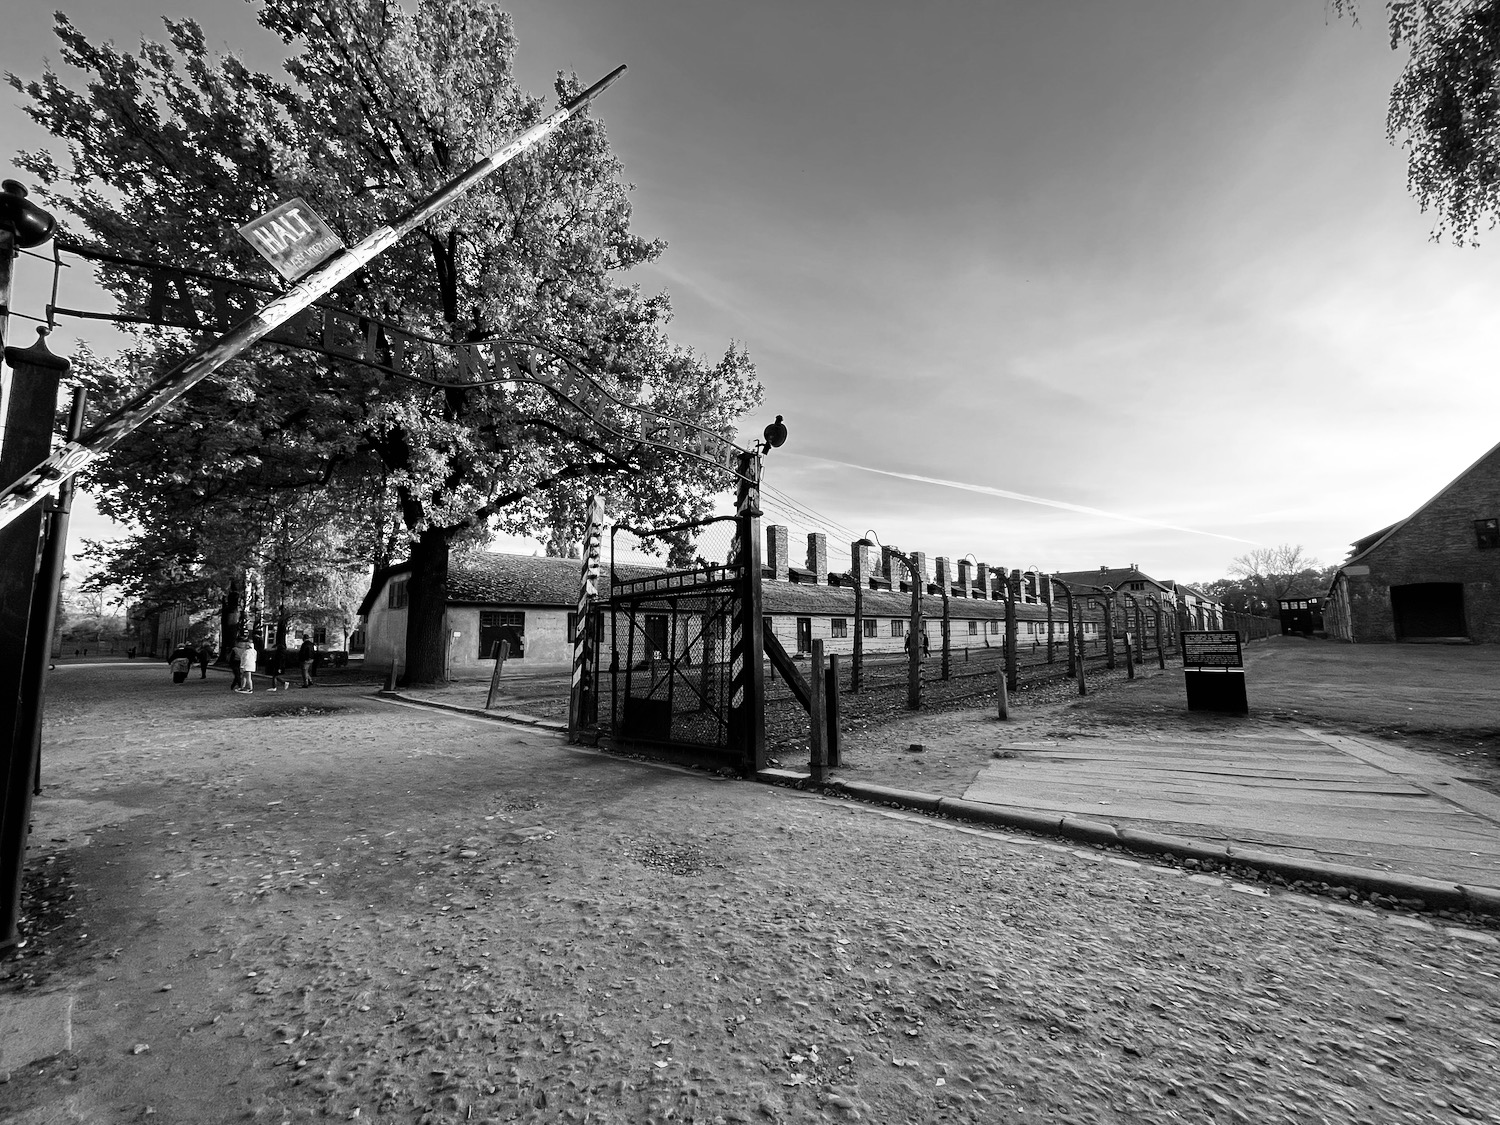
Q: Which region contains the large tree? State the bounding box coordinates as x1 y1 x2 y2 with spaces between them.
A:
1208 544 1335 614
10 0 761 682
1337 0 1500 243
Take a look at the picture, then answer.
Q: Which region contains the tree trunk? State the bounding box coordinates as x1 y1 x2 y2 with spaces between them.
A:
219 574 245 658
402 526 453 684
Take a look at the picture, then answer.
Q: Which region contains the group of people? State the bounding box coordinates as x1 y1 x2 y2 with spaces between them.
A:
167 634 319 692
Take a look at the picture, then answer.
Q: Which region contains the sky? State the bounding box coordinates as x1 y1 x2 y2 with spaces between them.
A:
3 0 1497 586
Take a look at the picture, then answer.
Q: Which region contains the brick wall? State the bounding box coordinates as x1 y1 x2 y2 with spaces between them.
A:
1341 443 1500 642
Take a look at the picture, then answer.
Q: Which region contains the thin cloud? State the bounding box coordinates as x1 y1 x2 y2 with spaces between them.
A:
811 457 1258 545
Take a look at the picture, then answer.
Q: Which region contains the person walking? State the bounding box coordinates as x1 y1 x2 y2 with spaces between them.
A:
297 633 316 688
167 641 196 684
266 641 290 692
198 641 212 680
233 635 257 693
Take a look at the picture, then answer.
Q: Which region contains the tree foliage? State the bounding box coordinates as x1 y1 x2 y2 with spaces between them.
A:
9 0 762 681
1337 0 1500 243
1206 544 1335 613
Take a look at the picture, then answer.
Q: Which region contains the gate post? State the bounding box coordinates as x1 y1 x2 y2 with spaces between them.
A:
729 453 767 775
809 639 827 783
568 494 605 741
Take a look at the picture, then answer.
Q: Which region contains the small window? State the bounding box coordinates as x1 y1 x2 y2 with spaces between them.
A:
989 620 1000 634
863 618 878 638
387 576 409 609
567 611 579 642
831 618 848 638
312 626 328 646
1476 518 1500 548
968 620 978 635
891 619 905 637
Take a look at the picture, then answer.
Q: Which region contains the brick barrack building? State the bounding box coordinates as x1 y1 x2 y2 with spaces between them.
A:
1324 439 1500 643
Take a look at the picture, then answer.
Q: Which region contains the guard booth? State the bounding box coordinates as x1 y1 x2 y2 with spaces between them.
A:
1278 597 1323 636
1182 630 1248 713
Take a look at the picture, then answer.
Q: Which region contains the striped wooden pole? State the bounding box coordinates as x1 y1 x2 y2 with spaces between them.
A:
568 494 606 739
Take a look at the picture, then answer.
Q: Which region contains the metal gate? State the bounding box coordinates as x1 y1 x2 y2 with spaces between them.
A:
596 511 766 774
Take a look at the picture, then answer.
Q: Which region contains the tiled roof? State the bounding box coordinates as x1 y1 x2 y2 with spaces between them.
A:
446 552 661 606
362 551 1061 620
1050 567 1171 594
763 580 1048 621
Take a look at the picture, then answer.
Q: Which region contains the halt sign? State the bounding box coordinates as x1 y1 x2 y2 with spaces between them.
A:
238 198 344 282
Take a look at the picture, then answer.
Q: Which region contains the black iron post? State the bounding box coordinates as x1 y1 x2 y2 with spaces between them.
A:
0 332 66 949
18 387 85 796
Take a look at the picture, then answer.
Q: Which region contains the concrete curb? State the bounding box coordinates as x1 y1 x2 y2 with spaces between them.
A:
375 691 567 733
804 777 1500 917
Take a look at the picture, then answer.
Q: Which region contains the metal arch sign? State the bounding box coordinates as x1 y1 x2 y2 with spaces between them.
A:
46 243 756 480
237 198 345 282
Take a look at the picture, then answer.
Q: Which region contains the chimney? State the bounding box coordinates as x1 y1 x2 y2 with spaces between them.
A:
850 540 873 586
935 557 953 591
976 561 990 598
806 532 828 585
956 559 972 593
1100 565 1109 575
881 546 903 584
910 551 929 590
767 524 790 582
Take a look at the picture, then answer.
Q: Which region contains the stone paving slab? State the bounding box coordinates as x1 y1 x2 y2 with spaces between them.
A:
964 728 1500 889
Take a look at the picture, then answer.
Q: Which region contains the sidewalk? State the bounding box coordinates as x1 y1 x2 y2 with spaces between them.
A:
787 639 1500 911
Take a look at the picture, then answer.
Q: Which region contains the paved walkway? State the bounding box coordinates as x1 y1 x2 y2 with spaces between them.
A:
963 726 1500 889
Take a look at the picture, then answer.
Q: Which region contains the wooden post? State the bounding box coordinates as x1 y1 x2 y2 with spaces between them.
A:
1103 596 1116 670
850 577 863 694
1045 577 1055 664
809 639 827 782
825 653 842 767
906 555 922 711
1004 569 1019 694
940 590 951 681
484 640 510 709
997 646 1010 720
1075 601 1088 696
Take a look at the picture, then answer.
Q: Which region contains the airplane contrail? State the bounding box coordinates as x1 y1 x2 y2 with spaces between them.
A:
816 459 1258 545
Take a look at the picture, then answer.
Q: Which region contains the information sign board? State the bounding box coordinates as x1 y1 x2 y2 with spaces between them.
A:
238 198 344 282
1182 630 1243 669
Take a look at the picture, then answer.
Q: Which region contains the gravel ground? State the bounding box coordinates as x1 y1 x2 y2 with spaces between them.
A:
2 663 1498 1124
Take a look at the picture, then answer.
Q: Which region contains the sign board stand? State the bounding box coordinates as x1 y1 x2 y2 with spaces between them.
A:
1181 630 1248 714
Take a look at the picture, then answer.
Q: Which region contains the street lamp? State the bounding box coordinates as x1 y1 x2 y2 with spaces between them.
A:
758 414 788 455
864 530 924 709
1 180 57 353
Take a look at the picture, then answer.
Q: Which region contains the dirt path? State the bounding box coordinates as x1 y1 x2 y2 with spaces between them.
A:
3 663 1498 1124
